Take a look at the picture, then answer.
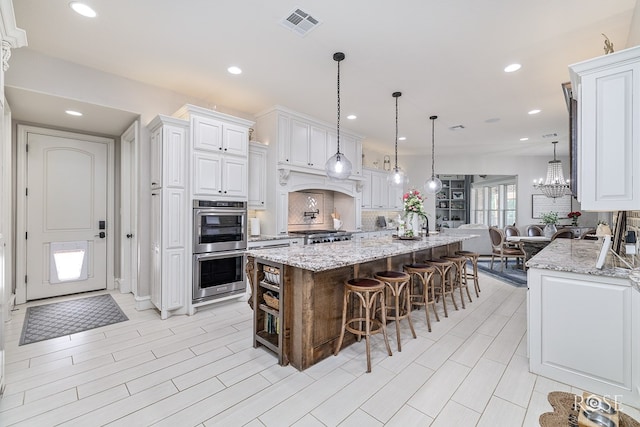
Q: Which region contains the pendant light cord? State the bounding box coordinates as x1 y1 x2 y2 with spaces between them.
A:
336 58 341 156
430 116 436 178
394 95 399 170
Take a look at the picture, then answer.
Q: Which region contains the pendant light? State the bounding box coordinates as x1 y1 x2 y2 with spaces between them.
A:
388 91 407 187
424 115 443 193
325 52 353 180
533 141 569 199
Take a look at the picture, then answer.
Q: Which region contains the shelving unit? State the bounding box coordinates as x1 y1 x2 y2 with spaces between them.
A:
435 175 470 229
252 259 287 365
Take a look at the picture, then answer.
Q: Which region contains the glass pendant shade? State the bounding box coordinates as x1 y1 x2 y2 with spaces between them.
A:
325 51 352 180
425 175 443 193
325 152 352 180
533 141 569 199
388 166 407 187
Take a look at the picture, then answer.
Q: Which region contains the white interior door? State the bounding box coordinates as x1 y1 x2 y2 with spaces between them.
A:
25 130 111 300
119 121 139 295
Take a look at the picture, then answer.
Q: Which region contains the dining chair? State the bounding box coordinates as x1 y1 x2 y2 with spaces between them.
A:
526 225 543 236
551 229 574 240
488 226 526 272
504 225 520 238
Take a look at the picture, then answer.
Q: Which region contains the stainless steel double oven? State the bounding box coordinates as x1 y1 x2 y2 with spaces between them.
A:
192 200 247 303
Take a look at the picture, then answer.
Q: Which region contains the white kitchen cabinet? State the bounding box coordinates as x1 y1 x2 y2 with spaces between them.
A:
569 46 640 211
361 169 372 208
289 120 328 170
388 185 404 209
174 104 254 201
150 117 188 189
192 152 247 198
371 170 390 209
191 114 248 157
248 142 268 209
148 116 190 319
328 133 362 177
528 267 640 408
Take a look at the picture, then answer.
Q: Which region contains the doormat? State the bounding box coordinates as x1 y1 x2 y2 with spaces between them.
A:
475 259 527 288
19 294 128 346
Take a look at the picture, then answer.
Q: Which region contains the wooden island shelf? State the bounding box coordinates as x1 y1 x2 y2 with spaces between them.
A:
246 234 475 370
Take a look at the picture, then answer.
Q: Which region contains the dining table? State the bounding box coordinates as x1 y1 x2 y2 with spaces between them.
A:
506 235 552 265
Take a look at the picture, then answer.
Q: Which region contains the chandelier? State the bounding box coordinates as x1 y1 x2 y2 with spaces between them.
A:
533 141 569 199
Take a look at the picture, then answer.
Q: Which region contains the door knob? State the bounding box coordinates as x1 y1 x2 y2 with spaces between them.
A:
126 234 133 238
95 232 106 238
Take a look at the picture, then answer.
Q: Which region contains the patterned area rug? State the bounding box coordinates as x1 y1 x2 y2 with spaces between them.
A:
476 258 527 287
19 294 128 345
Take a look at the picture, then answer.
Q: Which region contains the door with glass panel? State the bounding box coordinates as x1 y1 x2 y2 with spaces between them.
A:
24 128 111 300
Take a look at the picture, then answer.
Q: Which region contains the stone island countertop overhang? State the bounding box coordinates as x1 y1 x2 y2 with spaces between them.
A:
245 234 477 272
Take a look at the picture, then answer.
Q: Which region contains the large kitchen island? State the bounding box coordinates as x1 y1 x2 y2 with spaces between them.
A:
246 234 474 370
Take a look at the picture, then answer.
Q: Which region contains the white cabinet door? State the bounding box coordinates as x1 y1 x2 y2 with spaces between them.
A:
289 119 310 167
570 46 640 211
342 135 362 177
192 115 223 152
163 189 186 249
388 185 404 209
150 190 162 310
162 249 185 312
222 157 248 198
223 123 248 156
309 126 328 170
277 113 291 164
248 143 267 208
164 125 187 189
362 169 372 208
193 152 222 196
371 171 389 208
150 127 162 188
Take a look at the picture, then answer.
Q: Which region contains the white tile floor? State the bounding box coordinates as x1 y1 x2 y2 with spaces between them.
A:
2 273 639 426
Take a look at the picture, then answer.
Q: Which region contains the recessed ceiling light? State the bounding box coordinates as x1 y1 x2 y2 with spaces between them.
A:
398 137 406 141
346 114 357 120
504 63 521 73
528 109 541 115
227 66 242 75
520 137 529 141
69 2 97 18
65 110 83 116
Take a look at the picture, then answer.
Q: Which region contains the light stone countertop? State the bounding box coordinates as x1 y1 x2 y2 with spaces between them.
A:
248 235 296 243
526 238 632 280
246 234 477 272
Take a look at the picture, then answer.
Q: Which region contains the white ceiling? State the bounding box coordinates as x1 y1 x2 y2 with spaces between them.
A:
7 0 639 157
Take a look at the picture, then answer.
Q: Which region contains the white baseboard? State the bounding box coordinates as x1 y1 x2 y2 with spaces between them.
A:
134 295 154 311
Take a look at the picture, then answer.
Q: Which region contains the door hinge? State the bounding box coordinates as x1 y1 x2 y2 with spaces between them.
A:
25 231 27 239
25 188 28 196
25 275 27 284
25 144 28 152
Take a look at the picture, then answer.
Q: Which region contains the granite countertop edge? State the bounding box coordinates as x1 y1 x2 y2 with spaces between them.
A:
526 239 632 280
246 235 477 272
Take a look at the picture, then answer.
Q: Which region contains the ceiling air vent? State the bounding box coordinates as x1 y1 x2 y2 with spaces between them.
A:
542 132 558 138
280 8 321 37
449 125 465 131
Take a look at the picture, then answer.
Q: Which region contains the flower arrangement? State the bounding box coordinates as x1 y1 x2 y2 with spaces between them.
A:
403 189 428 225
568 211 581 226
540 211 559 225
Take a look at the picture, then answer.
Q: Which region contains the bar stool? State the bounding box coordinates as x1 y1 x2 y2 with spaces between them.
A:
442 255 473 308
334 277 392 373
456 250 481 297
403 263 438 332
374 270 416 352
424 258 457 317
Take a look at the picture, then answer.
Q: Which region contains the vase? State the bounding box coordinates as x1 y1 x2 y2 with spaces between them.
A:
410 216 421 236
543 224 557 238
571 218 578 227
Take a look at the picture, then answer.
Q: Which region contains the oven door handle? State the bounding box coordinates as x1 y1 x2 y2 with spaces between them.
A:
194 250 246 261
194 208 247 216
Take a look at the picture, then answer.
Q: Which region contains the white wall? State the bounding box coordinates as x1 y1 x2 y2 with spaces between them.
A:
363 146 599 230
4 49 248 300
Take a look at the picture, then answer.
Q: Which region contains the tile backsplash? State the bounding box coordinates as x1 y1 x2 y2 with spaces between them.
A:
288 190 335 231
